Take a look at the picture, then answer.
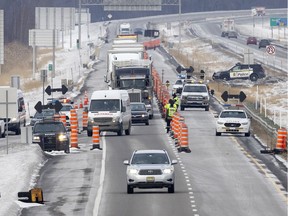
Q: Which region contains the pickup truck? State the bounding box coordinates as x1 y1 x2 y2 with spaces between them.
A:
0 120 5 138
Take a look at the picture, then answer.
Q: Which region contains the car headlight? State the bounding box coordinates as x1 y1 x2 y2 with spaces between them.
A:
9 117 18 123
242 122 248 125
163 168 173 174
217 120 225 125
141 114 148 117
112 116 120 123
32 135 41 142
128 169 138 174
58 134 68 142
88 117 94 123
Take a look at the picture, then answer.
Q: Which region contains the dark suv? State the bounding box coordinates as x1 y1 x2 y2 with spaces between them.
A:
259 39 270 49
32 120 70 153
212 63 265 82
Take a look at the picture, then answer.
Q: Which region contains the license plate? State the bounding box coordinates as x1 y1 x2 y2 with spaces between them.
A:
228 127 235 130
146 176 155 182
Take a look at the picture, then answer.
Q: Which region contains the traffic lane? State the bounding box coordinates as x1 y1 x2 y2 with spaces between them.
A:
21 134 102 216
177 109 287 216
97 113 195 216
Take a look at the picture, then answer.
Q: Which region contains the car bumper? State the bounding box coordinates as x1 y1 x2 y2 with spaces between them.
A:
127 173 174 188
132 116 149 123
216 125 250 133
181 100 209 108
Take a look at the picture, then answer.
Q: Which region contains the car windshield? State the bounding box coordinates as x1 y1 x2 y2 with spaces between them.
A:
33 123 66 133
183 85 207 92
175 80 183 85
220 111 247 118
131 153 169 165
34 110 55 118
89 99 120 112
119 79 146 89
131 103 146 111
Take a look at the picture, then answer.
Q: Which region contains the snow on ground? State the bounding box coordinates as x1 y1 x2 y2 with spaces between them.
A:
0 14 287 216
0 22 106 216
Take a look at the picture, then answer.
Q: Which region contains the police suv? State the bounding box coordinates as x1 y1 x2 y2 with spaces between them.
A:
215 108 251 137
212 63 265 82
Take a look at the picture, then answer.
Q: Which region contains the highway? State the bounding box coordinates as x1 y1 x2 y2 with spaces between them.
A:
1 10 286 216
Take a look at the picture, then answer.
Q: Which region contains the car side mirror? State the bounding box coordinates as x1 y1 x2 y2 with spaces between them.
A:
122 106 126 112
123 160 129 165
171 160 177 165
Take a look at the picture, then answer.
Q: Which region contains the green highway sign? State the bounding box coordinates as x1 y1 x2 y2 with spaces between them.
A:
270 18 287 27
48 64 53 71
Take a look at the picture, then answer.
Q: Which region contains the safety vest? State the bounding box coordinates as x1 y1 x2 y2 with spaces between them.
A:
174 97 180 106
165 103 177 118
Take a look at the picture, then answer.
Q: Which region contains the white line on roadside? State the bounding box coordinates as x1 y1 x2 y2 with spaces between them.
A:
93 133 107 216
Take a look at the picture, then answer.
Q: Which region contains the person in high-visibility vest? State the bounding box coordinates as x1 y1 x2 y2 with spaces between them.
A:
173 93 180 110
164 99 177 133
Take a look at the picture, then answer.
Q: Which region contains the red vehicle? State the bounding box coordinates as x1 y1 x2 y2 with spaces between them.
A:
247 37 257 45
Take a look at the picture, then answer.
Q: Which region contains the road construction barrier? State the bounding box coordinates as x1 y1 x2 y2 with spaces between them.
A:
18 188 44 204
178 122 191 153
79 99 83 108
74 102 78 109
60 114 67 127
84 91 89 106
91 125 100 149
170 113 180 139
275 127 287 152
82 110 88 131
70 128 78 148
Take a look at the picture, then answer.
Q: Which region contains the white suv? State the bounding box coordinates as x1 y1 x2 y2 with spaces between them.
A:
215 109 251 136
123 149 177 194
180 83 210 111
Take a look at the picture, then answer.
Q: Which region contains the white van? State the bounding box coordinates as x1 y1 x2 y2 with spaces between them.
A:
87 90 132 136
0 87 26 135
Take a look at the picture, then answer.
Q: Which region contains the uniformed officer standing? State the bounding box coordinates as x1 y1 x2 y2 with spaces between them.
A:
172 93 180 110
164 99 177 133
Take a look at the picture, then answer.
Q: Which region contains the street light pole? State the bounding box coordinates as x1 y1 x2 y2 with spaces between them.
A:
78 0 82 49
178 0 182 46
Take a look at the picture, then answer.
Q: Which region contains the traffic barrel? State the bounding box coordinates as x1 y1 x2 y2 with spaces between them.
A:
79 99 83 109
70 128 78 148
178 122 191 153
82 110 88 131
74 101 78 109
60 114 67 127
275 127 287 153
91 125 100 150
84 91 89 106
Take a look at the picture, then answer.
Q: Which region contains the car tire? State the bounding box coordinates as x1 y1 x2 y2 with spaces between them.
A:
205 106 209 111
180 106 184 111
2 131 5 138
250 74 258 82
145 121 149 125
168 184 174 193
125 123 131 135
64 147 70 154
245 132 250 137
87 129 92 137
216 131 221 136
127 185 133 194
149 114 153 119
15 125 21 135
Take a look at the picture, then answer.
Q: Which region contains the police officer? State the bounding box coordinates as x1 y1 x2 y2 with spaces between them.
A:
172 93 180 110
164 99 177 133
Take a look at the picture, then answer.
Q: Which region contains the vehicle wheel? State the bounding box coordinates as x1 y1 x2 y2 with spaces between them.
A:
145 121 149 125
245 132 251 137
64 147 70 154
149 114 153 119
250 74 258 82
205 106 209 111
168 184 174 193
15 125 21 135
216 131 221 136
2 131 5 138
87 129 92 137
127 185 133 194
180 106 184 111
125 123 131 135
117 124 123 136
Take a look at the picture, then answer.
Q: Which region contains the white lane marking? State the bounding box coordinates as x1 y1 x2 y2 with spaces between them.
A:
93 133 107 216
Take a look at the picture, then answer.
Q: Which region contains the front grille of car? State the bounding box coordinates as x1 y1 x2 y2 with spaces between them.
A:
139 169 162 175
43 135 57 149
187 95 203 101
224 123 241 127
93 117 113 123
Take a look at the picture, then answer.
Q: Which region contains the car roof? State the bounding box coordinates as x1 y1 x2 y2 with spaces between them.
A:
130 102 145 105
134 149 167 154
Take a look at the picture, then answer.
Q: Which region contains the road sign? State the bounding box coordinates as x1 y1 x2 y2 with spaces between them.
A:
34 100 63 113
266 45 276 55
45 85 68 96
270 18 287 27
221 91 246 102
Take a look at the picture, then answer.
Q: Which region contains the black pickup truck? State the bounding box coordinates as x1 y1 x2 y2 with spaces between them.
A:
212 63 266 82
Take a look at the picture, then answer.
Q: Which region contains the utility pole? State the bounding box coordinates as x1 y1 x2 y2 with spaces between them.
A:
78 0 82 49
